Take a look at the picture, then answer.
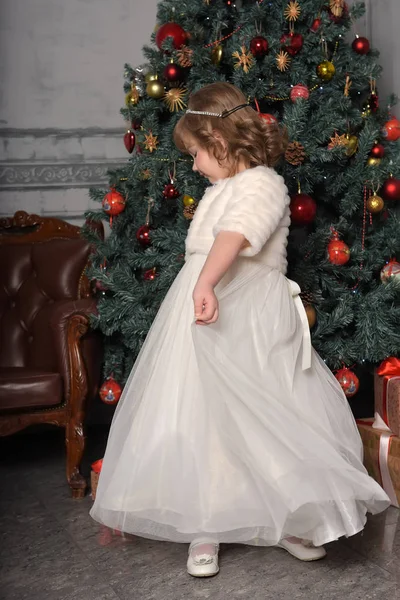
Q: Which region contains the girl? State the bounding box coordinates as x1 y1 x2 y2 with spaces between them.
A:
90 82 390 578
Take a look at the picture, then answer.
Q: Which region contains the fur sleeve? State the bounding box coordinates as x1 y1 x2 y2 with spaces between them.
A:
212 167 290 256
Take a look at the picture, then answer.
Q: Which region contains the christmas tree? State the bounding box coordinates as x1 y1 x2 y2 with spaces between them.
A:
84 0 400 405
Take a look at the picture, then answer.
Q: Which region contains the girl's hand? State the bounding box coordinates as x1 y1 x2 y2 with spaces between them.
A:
192 282 219 325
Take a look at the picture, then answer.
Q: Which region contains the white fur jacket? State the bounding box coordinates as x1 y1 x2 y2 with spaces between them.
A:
185 165 291 274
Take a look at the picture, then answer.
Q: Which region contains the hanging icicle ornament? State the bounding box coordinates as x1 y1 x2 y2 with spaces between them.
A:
123 129 136 153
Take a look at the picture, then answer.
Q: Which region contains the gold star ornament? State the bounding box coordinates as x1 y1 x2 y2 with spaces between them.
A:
276 50 291 72
328 131 348 149
284 1 301 21
232 46 254 74
164 87 187 112
144 131 159 153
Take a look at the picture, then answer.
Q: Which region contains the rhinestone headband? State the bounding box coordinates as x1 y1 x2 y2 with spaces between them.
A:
186 102 249 118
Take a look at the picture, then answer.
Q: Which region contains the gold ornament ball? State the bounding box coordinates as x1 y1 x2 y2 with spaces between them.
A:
316 61 335 81
305 304 317 328
145 73 159 83
367 156 381 167
125 87 139 107
367 194 384 213
146 80 165 99
211 44 223 65
345 134 358 157
183 194 196 207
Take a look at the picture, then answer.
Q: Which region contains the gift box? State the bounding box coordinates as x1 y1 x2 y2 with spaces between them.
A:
90 459 103 501
357 418 400 508
374 357 400 437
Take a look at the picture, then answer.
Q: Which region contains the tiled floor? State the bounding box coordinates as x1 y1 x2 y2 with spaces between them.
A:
1 427 399 600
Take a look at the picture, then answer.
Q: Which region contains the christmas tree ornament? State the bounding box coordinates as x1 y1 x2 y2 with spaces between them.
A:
146 78 165 99
380 259 400 284
328 131 348 149
163 62 183 82
102 189 126 216
254 101 278 124
280 32 303 57
351 36 370 54
164 87 187 111
155 22 188 51
145 73 159 83
367 194 384 214
144 131 159 153
99 376 122 405
141 169 151 180
250 36 269 58
327 231 350 265
343 74 352 97
136 224 151 246
328 1 348 23
285 141 306 165
335 367 359 398
382 118 400 142
305 304 317 328
232 46 254 73
163 183 180 199
370 143 385 159
367 156 381 167
284 1 301 21
143 268 158 281
177 46 194 67
290 84 309 102
310 17 322 32
211 44 223 65
316 61 335 81
125 84 140 107
276 50 291 72
183 194 196 207
369 93 379 112
123 129 136 153
382 177 400 201
290 193 316 224
183 205 197 220
345 134 358 157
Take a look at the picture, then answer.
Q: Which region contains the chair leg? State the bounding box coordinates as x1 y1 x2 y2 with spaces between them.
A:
66 421 87 499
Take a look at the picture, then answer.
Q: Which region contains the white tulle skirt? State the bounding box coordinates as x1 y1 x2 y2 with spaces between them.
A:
90 254 390 546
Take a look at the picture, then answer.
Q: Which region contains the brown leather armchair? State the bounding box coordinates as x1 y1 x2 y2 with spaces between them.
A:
0 211 103 498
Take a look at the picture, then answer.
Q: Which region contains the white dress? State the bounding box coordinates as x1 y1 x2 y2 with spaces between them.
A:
90 166 390 547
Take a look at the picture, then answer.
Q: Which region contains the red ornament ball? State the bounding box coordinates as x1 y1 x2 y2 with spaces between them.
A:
123 130 136 154
335 368 359 398
382 177 400 202
382 118 400 142
290 193 317 225
327 234 350 265
259 113 277 124
310 17 322 32
370 143 385 159
99 377 122 405
155 22 188 51
290 84 310 102
163 183 180 199
351 36 370 54
102 190 126 216
250 36 269 58
280 32 303 56
136 224 151 246
143 268 158 281
163 62 184 82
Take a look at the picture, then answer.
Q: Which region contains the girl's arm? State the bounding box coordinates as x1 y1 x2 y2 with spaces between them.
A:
193 231 246 324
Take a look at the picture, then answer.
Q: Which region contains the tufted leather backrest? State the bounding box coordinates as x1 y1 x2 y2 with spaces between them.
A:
0 239 91 369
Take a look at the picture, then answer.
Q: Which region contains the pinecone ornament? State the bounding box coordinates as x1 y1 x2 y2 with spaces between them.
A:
183 205 197 220
177 46 194 68
285 141 306 165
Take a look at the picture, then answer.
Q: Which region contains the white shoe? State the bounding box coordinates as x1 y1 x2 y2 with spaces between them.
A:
187 538 220 577
277 537 327 561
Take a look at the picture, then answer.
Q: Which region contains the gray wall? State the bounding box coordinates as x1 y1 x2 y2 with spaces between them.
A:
0 0 398 225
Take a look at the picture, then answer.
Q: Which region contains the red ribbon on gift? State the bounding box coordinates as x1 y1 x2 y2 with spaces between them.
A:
376 357 400 428
91 459 103 473
356 418 399 508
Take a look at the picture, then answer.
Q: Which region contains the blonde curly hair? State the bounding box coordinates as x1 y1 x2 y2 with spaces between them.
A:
173 82 287 174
